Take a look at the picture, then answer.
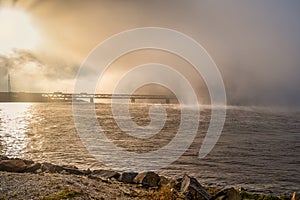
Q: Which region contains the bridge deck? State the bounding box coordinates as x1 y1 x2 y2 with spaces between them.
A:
0 92 177 103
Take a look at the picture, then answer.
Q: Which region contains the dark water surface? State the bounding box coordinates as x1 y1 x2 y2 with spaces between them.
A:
0 103 299 195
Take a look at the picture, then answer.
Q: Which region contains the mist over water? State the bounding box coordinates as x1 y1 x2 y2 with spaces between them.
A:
0 102 299 195
1 1 300 107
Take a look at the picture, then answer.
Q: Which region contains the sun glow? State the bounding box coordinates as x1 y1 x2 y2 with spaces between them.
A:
0 6 40 53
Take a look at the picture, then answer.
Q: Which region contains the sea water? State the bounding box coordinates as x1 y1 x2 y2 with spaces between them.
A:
0 103 299 195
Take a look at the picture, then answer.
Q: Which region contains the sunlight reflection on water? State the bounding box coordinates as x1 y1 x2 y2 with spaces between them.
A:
0 103 33 158
0 103 299 194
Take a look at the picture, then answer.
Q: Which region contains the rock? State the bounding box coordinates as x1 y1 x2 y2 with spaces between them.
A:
92 169 120 179
61 165 78 169
41 162 64 173
211 188 241 200
0 158 40 173
62 167 85 175
24 163 41 173
118 172 138 184
0 159 27 172
22 159 34 165
180 175 212 200
292 192 300 200
133 172 160 188
41 163 84 175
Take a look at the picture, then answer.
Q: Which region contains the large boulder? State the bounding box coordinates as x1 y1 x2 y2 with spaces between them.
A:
134 172 160 188
0 159 28 172
180 175 212 200
118 172 138 183
0 158 43 173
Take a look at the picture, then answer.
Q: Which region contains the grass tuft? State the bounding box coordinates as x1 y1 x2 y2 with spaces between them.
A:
40 189 83 200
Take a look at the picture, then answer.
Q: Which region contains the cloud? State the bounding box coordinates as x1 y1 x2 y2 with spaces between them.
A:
1 0 300 105
0 49 78 92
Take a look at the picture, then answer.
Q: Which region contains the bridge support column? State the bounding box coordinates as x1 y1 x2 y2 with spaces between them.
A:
166 98 170 104
131 98 135 103
90 97 94 103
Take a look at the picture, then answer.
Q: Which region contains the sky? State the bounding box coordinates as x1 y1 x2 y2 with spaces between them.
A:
0 0 300 106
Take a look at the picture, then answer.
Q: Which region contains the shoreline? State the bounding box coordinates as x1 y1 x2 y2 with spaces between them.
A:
0 156 298 200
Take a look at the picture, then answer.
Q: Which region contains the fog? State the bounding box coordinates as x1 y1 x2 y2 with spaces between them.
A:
0 0 300 106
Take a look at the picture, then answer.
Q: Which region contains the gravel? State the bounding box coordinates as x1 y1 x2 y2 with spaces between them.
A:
0 171 154 200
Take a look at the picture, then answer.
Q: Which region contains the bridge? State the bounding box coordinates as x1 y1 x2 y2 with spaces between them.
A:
0 92 177 104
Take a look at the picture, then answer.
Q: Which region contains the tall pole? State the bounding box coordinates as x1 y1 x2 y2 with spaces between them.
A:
8 73 11 93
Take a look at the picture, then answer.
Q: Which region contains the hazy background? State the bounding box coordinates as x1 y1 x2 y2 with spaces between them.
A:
1 0 300 106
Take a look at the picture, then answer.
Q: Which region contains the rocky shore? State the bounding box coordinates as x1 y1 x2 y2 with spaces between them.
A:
0 156 298 200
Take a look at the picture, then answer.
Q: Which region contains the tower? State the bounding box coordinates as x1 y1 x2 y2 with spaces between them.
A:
8 73 11 93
